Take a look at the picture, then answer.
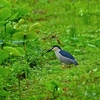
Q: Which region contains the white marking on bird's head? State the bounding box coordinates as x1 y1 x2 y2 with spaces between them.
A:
52 45 61 51
47 45 61 52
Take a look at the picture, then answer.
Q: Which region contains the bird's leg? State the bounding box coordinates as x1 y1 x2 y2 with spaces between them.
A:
62 63 66 69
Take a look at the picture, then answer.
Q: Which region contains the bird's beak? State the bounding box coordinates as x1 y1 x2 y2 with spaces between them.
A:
41 48 52 56
47 48 52 52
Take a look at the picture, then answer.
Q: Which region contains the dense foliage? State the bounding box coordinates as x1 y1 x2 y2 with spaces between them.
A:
0 0 100 100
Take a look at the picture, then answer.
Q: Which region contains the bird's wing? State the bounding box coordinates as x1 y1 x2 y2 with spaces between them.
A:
59 50 75 60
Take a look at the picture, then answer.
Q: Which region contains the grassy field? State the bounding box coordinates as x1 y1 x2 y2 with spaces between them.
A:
0 0 100 100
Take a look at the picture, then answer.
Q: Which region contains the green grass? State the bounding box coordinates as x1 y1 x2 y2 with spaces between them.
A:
1 0 100 100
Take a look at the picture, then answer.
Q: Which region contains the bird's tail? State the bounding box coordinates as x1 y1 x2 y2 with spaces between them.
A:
74 60 78 65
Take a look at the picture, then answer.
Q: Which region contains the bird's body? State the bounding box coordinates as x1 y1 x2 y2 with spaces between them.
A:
47 45 78 66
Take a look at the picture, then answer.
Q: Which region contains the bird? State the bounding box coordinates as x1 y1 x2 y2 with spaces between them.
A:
47 45 78 67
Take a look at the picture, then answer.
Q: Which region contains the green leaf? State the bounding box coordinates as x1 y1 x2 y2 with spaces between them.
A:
14 19 25 28
13 32 24 40
0 0 12 8
16 47 25 56
8 12 19 21
0 7 11 21
13 32 37 40
3 46 21 57
0 21 8 26
0 66 10 77
6 22 19 34
18 19 25 26
16 6 30 18
0 50 9 64
26 31 37 40
29 22 41 31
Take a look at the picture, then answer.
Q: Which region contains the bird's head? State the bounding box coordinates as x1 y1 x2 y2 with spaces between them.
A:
47 45 61 52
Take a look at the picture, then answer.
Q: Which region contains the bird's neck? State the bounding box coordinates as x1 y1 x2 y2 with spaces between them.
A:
54 49 61 53
54 49 61 59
